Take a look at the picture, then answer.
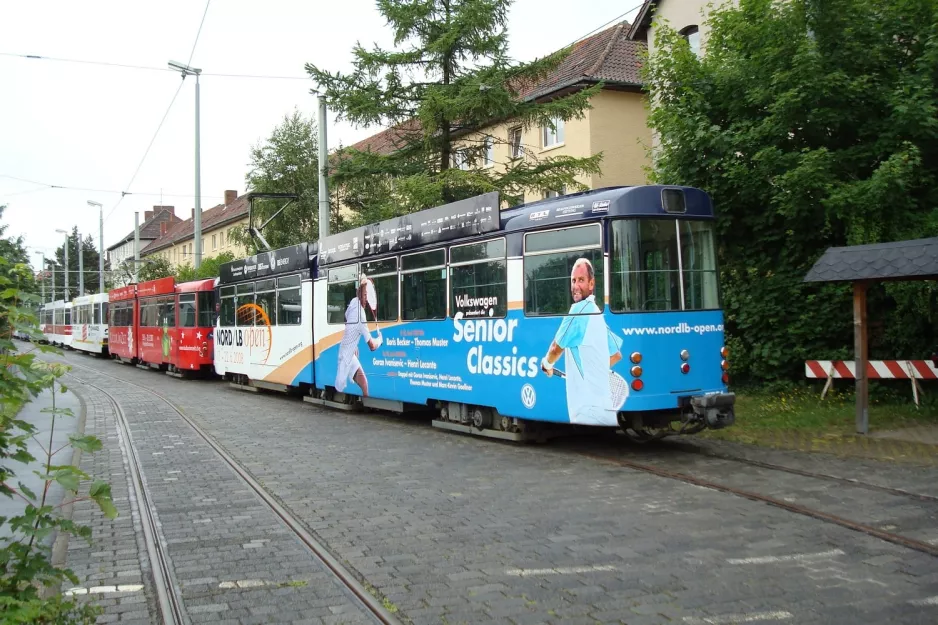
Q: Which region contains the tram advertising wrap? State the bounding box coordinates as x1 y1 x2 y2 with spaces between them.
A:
316 259 726 427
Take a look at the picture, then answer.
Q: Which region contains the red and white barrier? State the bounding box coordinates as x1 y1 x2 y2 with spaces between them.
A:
805 360 938 380
805 360 936 405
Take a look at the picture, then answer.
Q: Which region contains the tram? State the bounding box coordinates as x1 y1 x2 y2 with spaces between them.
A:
213 244 315 389
71 293 109 355
211 186 735 440
107 277 218 376
40 300 73 348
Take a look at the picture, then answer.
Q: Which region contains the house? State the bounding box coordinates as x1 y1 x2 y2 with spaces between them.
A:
107 206 181 285
139 190 250 269
628 0 735 58
340 20 651 207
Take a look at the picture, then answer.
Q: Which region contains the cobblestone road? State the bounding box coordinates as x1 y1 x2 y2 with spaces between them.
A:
57 351 938 625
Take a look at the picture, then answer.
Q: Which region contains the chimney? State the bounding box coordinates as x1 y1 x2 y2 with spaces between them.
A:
224 190 237 206
160 222 168 236
144 210 154 221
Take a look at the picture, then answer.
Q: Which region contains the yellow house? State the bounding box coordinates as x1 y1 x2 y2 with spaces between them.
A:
342 21 652 207
140 190 251 269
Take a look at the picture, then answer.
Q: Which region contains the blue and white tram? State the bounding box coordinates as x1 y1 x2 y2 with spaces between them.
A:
311 186 735 439
213 243 318 391
71 293 109 355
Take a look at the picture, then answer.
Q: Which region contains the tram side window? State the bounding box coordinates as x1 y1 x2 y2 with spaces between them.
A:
450 239 507 319
277 275 301 326
102 303 109 325
362 258 398 322
161 296 175 327
220 286 236 326
327 265 359 325
523 224 604 316
679 220 720 310
140 300 152 327
198 291 216 327
178 294 197 328
65 308 71 325
254 279 277 326
235 283 255 326
401 250 446 320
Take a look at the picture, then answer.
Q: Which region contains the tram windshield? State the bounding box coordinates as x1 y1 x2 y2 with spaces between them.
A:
610 218 719 312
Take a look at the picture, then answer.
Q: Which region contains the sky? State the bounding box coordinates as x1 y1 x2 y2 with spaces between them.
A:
1 0 643 272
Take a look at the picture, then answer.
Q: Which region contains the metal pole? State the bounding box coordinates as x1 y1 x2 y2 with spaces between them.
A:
98 203 104 293
194 71 202 269
77 228 84 297
37 253 45 302
134 212 140 283
63 231 69 301
318 94 330 240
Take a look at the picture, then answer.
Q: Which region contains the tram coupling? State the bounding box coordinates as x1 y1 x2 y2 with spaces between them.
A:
689 392 736 429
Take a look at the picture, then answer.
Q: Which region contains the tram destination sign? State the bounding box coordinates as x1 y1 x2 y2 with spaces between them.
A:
219 243 311 284
320 192 499 264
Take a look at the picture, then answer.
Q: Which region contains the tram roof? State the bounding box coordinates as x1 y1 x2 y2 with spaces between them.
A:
500 185 714 232
217 242 317 285
176 278 216 293
73 293 109 305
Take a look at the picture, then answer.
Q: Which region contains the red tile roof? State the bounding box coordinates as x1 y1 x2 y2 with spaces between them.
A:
140 194 249 255
345 21 645 156
107 207 181 251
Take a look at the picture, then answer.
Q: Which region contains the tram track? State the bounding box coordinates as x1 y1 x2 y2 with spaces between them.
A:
63 357 402 625
59 352 937 583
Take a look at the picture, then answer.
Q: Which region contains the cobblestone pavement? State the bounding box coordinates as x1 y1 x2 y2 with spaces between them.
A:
60 361 378 625
57 351 938 625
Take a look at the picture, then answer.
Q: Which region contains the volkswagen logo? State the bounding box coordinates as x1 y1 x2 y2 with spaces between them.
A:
520 384 536 409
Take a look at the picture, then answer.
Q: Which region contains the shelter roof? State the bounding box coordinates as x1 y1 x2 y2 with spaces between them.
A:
804 237 938 283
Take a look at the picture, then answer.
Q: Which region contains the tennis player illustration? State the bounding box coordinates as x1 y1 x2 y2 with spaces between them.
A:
335 275 383 396
540 257 626 425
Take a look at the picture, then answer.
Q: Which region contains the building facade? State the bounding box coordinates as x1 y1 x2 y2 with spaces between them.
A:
628 0 737 58
107 206 181 286
140 190 251 269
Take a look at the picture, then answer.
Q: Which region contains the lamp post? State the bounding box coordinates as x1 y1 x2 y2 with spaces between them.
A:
87 200 103 293
55 228 70 301
168 59 202 269
77 227 84 297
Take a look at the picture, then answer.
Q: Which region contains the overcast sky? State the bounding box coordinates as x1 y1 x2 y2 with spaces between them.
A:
1 0 641 272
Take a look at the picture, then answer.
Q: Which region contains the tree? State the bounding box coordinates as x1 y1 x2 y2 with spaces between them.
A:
0 205 36 298
644 0 938 383
136 257 175 283
307 0 602 223
176 251 235 282
48 227 109 298
230 111 335 255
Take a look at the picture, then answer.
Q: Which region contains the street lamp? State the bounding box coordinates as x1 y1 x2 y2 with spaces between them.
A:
168 59 202 269
87 200 104 293
55 228 69 301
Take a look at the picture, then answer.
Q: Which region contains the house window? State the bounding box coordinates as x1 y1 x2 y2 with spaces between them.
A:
452 150 471 171
509 127 523 159
212 234 217 250
220 230 226 247
542 118 564 148
543 186 566 199
484 136 494 167
681 25 701 57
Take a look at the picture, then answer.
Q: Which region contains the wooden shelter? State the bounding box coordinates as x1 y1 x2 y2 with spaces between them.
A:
804 236 938 434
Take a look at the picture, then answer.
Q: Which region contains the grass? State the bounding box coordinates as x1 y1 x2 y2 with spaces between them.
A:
701 383 938 445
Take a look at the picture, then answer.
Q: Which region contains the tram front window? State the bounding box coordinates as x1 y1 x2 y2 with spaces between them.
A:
610 219 719 312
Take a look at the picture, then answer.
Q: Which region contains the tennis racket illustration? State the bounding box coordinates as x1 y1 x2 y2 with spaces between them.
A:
363 278 382 346
550 367 629 411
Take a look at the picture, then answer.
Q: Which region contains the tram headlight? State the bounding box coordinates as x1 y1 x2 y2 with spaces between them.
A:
680 349 690 361
630 365 642 377
630 351 642 364
721 346 729 358
721 359 729 371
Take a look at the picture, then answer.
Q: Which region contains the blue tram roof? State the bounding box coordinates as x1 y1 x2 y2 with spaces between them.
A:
500 185 714 232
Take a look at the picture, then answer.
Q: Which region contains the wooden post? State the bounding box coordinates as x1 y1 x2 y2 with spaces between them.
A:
854 282 869 434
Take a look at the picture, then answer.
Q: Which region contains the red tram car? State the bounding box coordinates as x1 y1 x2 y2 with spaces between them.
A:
107 277 216 376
